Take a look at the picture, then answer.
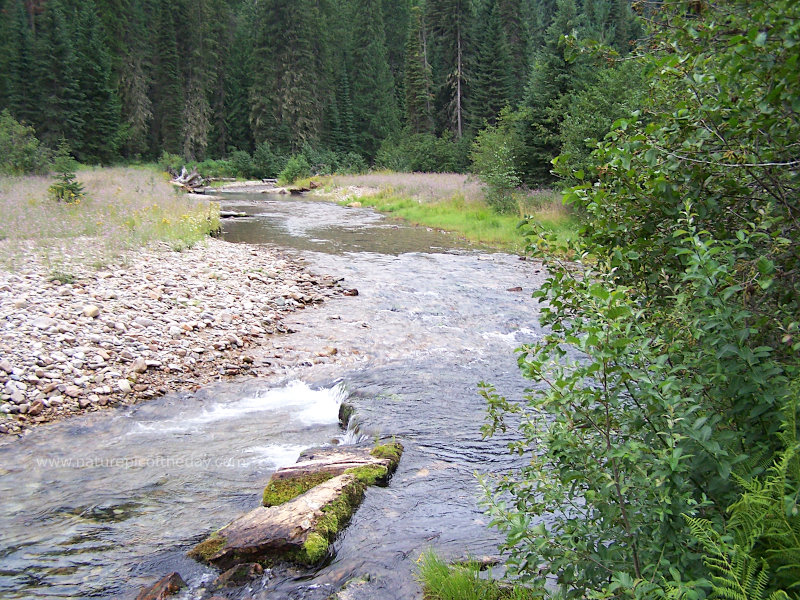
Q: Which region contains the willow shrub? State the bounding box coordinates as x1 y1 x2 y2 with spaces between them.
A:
482 1 799 598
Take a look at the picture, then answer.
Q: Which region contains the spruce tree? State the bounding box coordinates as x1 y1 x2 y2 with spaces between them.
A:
29 0 85 149
518 0 585 182
72 0 121 163
426 0 472 137
469 0 513 126
496 0 529 103
0 0 36 126
149 0 183 156
222 0 255 153
250 0 324 152
348 0 400 159
404 5 434 134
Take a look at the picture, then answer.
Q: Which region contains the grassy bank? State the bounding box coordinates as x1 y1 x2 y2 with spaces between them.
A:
322 172 577 254
0 166 220 269
417 551 542 600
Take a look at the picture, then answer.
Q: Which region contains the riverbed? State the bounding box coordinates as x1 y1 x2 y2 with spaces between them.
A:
0 193 546 599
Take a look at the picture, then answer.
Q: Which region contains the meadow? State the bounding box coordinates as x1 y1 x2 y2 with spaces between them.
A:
0 167 220 270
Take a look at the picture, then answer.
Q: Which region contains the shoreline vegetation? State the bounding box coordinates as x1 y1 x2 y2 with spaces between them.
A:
305 172 577 254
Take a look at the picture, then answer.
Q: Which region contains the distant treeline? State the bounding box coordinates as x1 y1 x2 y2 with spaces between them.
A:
0 0 642 182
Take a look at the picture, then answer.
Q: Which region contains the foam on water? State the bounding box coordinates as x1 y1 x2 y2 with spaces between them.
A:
129 380 346 435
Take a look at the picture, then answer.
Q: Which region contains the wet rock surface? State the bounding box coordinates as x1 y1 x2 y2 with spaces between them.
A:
0 238 346 437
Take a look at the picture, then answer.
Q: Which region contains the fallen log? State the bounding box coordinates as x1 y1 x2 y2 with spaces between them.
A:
188 442 403 570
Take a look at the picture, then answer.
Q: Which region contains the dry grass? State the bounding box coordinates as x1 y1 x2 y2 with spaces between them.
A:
330 171 486 204
0 166 219 270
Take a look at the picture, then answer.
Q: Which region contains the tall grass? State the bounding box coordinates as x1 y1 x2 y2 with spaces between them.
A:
0 166 220 269
326 172 577 253
417 550 543 600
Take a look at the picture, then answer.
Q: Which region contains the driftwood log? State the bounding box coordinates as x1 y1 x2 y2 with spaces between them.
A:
171 166 206 193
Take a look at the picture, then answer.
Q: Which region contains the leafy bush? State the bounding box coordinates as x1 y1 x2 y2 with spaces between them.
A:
335 151 368 175
252 141 287 179
229 150 254 179
483 0 800 598
0 110 51 175
278 154 310 185
195 158 235 178
470 112 522 213
158 150 184 174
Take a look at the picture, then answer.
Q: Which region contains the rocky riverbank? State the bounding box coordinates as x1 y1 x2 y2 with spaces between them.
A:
0 237 347 438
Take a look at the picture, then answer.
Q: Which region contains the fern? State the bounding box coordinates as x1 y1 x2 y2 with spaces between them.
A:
685 394 800 600
686 517 789 600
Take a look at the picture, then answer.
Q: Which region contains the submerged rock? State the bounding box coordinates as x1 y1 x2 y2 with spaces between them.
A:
134 572 186 600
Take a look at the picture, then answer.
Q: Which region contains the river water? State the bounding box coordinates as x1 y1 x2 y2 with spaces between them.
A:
0 194 546 599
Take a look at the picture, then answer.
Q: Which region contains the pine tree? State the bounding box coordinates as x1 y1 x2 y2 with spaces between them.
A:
222 0 255 153
426 0 472 137
518 0 585 182
496 0 528 103
250 0 324 152
404 4 435 134
0 0 36 126
29 0 85 149
348 0 400 158
381 0 411 110
71 0 121 163
469 0 513 126
148 0 183 156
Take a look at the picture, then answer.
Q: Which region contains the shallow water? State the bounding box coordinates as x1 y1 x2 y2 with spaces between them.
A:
0 193 546 599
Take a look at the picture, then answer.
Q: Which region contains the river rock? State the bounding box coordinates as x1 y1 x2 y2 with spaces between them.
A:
213 562 264 588
132 358 148 374
83 305 101 318
118 379 132 394
134 572 186 600
27 400 44 416
0 360 13 373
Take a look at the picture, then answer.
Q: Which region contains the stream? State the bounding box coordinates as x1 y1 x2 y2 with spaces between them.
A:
0 194 546 599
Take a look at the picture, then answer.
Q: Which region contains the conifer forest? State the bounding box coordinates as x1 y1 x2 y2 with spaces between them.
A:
1 0 799 599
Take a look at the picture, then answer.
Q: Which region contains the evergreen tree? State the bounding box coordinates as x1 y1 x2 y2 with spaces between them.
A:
250 0 324 152
496 0 528 103
149 0 183 156
0 0 36 126
71 0 121 163
222 0 255 153
29 0 85 149
518 0 585 182
348 0 399 158
381 0 411 109
404 5 434 134
426 0 472 137
469 0 513 126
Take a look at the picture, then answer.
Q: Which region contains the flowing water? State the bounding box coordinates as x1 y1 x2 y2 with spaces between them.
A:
0 194 547 599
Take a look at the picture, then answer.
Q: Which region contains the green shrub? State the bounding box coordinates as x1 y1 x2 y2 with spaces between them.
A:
482 1 800 597
278 154 311 185
195 158 235 178
376 132 470 173
0 110 51 175
158 150 184 174
230 150 254 178
470 113 522 213
335 151 368 175
252 141 287 179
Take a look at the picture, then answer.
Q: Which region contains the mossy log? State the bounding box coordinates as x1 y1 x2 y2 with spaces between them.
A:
263 444 403 506
189 442 404 571
189 473 364 568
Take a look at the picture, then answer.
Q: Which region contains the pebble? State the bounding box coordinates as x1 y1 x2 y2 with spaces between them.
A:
0 238 346 436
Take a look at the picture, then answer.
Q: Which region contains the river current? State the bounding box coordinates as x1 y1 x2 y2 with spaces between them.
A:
0 194 546 599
